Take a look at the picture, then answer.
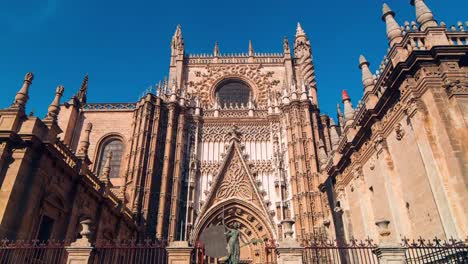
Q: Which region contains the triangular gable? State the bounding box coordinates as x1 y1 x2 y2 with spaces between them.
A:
198 140 272 223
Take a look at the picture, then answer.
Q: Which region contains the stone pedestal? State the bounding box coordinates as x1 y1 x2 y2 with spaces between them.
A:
374 245 407 264
374 219 406 263
65 247 93 264
166 241 193 264
277 239 304 264
65 219 94 264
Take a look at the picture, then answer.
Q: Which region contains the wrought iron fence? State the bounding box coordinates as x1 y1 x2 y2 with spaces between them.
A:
302 238 379 264
402 237 468 264
191 241 206 264
0 239 68 264
91 239 167 264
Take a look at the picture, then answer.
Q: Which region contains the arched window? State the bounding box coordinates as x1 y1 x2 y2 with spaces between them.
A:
96 138 123 178
215 80 251 106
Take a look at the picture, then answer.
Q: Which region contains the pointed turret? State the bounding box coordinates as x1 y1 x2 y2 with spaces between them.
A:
74 74 88 105
342 90 355 125
382 3 403 46
359 55 374 92
11 72 34 110
45 85 65 122
248 40 254 57
411 0 437 31
213 41 219 57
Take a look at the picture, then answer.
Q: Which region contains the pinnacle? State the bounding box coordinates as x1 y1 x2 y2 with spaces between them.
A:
342 90 351 102
296 22 306 37
359 55 370 68
174 24 182 36
382 3 395 20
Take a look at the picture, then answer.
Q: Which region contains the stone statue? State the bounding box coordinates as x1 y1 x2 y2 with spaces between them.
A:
224 222 241 264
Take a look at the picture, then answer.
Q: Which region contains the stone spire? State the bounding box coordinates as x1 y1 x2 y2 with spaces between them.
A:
411 0 437 31
213 41 219 57
342 90 355 125
75 74 88 105
294 22 318 105
171 24 184 53
359 55 374 92
77 123 93 156
11 72 34 109
248 40 254 57
100 151 112 184
382 3 403 46
296 22 306 37
45 85 65 122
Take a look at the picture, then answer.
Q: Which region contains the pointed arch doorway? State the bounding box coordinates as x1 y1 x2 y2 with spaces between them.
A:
191 130 277 263
193 199 275 263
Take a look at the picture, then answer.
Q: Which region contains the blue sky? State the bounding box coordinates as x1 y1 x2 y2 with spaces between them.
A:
0 0 466 118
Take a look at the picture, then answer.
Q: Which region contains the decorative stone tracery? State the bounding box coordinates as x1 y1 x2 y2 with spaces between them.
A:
188 64 281 107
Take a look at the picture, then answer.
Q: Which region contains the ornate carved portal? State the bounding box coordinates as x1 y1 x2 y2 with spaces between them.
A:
192 139 276 263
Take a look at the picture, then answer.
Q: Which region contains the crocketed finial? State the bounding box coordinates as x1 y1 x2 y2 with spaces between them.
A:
411 0 437 31
11 72 34 109
75 74 88 105
45 85 65 122
382 3 403 46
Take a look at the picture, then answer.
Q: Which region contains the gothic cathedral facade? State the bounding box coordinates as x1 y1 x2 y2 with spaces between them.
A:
0 1 467 263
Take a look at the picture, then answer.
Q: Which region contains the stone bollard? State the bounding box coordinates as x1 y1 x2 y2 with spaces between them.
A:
276 219 304 264
66 219 94 264
374 219 407 264
166 241 193 264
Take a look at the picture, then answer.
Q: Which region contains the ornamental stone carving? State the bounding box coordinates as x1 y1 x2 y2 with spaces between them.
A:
201 123 278 142
394 123 405 140
217 156 252 200
188 64 280 107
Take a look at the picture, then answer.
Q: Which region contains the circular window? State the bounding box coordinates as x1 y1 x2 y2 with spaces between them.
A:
215 80 251 106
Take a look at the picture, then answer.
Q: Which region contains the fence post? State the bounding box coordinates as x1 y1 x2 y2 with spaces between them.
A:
166 241 193 264
276 219 304 264
65 219 94 264
374 219 406 264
